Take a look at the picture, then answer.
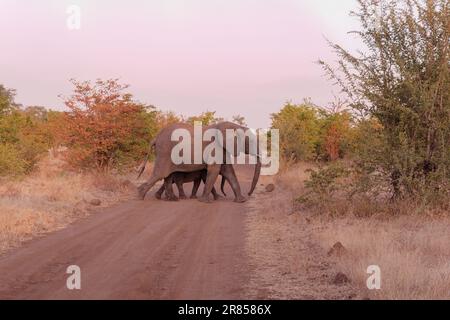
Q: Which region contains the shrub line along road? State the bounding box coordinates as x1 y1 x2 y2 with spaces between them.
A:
0 167 255 299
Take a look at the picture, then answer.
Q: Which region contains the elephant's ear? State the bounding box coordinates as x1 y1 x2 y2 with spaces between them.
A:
213 122 227 149
213 123 228 163
216 122 240 158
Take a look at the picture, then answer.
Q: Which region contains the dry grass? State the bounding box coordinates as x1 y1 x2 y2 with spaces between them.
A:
244 165 356 299
316 216 450 300
0 151 135 253
274 162 314 193
255 162 450 300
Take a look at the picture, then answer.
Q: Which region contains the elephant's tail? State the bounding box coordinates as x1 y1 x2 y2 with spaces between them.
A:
137 139 156 179
220 175 227 196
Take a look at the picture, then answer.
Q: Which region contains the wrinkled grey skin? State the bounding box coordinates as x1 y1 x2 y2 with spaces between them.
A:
137 122 261 203
155 169 223 201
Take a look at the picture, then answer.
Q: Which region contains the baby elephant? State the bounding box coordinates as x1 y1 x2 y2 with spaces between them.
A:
155 170 222 201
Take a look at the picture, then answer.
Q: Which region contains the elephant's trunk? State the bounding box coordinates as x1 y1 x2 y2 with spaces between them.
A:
137 139 156 179
248 156 261 196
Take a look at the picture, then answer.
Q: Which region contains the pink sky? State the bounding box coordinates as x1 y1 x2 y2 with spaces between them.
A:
1 0 359 128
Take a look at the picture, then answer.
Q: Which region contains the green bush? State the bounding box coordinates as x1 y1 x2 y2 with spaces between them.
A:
271 101 356 162
319 0 450 198
296 163 350 208
0 143 27 176
0 86 50 177
271 101 322 161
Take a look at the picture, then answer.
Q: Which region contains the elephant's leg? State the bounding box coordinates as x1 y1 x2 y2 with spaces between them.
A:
175 178 187 199
221 175 237 198
155 184 164 200
138 173 163 200
198 165 221 203
191 178 201 199
164 176 178 201
221 164 246 203
199 171 222 200
211 186 222 200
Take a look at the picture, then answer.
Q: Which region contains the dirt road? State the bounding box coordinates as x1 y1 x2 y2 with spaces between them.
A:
0 168 254 300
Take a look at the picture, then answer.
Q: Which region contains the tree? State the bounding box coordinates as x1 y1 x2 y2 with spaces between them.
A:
272 100 355 162
187 111 223 125
271 101 322 161
0 85 49 176
232 114 247 126
59 79 157 171
0 85 20 115
319 111 354 161
0 85 23 145
155 110 182 130
319 0 450 197
23 106 48 121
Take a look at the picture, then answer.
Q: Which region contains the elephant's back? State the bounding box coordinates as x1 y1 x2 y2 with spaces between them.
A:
154 122 193 149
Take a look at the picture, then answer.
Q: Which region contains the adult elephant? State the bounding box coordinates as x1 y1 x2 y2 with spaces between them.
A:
137 122 261 203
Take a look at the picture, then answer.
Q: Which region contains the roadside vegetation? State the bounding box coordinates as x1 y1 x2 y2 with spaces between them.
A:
271 0 449 219
259 0 450 299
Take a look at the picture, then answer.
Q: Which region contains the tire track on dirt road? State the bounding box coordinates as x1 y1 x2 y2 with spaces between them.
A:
0 168 253 299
